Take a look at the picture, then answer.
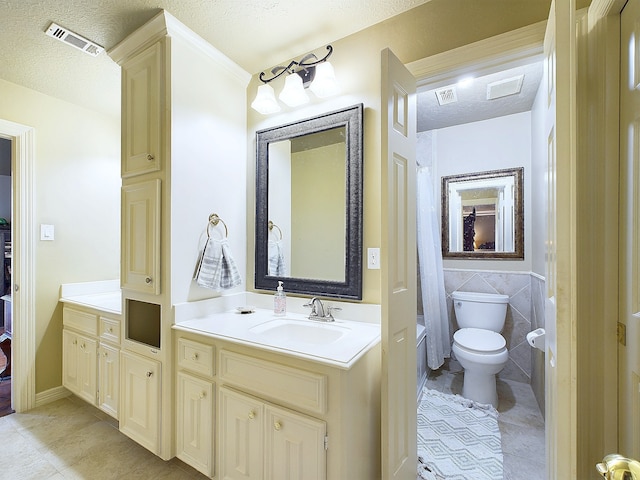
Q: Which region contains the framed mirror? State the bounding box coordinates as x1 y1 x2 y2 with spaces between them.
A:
441 167 524 259
255 104 363 299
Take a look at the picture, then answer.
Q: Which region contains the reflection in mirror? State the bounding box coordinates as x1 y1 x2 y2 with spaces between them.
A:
267 127 346 281
255 104 363 299
442 168 523 259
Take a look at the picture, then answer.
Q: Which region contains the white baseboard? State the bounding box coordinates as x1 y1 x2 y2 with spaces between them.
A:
35 385 71 407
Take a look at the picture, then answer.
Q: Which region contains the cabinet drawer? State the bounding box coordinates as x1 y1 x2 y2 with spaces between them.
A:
99 316 121 345
178 338 214 377
219 350 327 415
63 306 97 336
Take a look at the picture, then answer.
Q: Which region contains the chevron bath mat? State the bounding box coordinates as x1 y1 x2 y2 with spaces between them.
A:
417 388 503 480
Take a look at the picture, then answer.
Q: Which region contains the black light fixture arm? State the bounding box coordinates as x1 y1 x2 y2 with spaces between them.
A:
259 45 333 84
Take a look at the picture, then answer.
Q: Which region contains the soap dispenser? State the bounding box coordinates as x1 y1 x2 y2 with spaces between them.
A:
274 281 286 316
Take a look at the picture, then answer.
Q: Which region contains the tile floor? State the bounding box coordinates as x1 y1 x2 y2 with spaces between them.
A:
0 396 208 479
425 362 546 480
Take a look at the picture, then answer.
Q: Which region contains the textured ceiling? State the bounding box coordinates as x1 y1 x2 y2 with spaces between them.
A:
1 0 431 118
417 61 544 132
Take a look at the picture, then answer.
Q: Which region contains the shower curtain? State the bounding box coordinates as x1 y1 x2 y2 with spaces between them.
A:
417 165 450 369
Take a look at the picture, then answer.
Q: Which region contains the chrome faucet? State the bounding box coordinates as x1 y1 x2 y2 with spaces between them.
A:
303 297 341 322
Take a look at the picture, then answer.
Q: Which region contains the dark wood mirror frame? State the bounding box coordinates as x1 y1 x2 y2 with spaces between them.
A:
441 167 524 260
255 104 364 299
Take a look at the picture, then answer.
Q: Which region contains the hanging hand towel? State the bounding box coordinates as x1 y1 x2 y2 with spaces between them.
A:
268 239 287 276
194 237 242 291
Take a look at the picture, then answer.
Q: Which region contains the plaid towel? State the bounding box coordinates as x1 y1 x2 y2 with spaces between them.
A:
194 237 242 291
268 240 287 276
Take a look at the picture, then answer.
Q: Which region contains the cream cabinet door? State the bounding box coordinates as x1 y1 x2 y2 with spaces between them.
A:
62 329 81 394
176 372 214 477
98 343 119 419
63 329 97 405
77 335 97 405
219 387 263 480
265 404 326 480
121 41 162 178
121 179 161 295
120 351 160 454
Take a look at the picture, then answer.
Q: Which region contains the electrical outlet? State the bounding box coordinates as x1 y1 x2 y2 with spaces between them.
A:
367 248 380 269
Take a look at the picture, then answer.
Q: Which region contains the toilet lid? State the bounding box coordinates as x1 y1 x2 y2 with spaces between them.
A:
454 328 506 353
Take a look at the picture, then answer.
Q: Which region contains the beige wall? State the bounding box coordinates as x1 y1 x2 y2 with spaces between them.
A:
246 0 553 303
0 79 120 393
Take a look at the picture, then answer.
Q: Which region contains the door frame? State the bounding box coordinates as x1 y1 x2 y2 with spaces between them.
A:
589 0 634 459
0 119 36 413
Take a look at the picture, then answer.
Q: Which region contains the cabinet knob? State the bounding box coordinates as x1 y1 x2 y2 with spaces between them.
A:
147 154 155 161
146 371 153 378
108 327 113 333
191 353 199 361
72 339 77 345
274 421 282 431
80 343 85 350
145 276 152 284
199 391 206 399
103 352 108 357
248 410 255 420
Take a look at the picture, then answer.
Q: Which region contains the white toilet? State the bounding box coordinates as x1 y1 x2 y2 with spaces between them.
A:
451 291 509 408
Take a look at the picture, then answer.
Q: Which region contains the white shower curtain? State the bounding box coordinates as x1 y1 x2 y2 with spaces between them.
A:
417 165 450 369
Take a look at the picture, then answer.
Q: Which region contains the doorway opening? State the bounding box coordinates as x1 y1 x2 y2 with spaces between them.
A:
409 21 547 478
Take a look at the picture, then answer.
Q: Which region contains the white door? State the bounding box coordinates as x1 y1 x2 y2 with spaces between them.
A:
380 48 417 480
619 0 640 459
543 0 577 478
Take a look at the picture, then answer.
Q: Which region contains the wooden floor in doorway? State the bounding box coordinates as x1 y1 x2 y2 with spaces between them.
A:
0 328 13 418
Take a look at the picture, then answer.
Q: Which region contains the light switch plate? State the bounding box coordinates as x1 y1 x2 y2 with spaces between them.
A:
367 247 380 269
40 224 55 241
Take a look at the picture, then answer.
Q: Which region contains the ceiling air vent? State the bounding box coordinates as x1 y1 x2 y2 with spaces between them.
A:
434 86 458 106
45 22 103 57
486 75 524 100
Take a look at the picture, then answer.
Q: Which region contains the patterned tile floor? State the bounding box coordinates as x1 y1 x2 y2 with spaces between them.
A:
425 363 546 480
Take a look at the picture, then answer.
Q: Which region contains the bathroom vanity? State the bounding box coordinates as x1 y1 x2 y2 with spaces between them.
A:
173 302 381 479
60 280 122 419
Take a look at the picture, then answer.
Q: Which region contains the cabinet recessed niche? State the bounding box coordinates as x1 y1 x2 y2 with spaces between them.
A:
126 299 161 348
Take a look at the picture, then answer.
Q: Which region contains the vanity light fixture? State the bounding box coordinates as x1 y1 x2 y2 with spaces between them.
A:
251 45 340 114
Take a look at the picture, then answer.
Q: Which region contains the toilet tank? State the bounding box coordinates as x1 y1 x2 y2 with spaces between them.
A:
452 291 509 332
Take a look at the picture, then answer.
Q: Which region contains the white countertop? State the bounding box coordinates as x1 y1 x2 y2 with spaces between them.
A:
59 280 122 315
173 307 381 370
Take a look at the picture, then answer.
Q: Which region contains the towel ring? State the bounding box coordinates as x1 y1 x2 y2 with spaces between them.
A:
268 220 282 240
208 213 228 238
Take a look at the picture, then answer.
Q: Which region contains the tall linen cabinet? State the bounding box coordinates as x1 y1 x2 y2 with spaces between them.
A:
109 10 250 461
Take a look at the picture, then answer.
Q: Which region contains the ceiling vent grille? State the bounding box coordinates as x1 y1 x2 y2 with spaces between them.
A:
486 75 524 100
45 23 103 57
434 86 458 106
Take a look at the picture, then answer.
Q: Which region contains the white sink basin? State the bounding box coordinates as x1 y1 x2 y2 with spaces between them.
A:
174 308 381 368
249 318 348 345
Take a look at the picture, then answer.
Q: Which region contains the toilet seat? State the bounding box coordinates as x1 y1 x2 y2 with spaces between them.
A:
453 328 506 354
